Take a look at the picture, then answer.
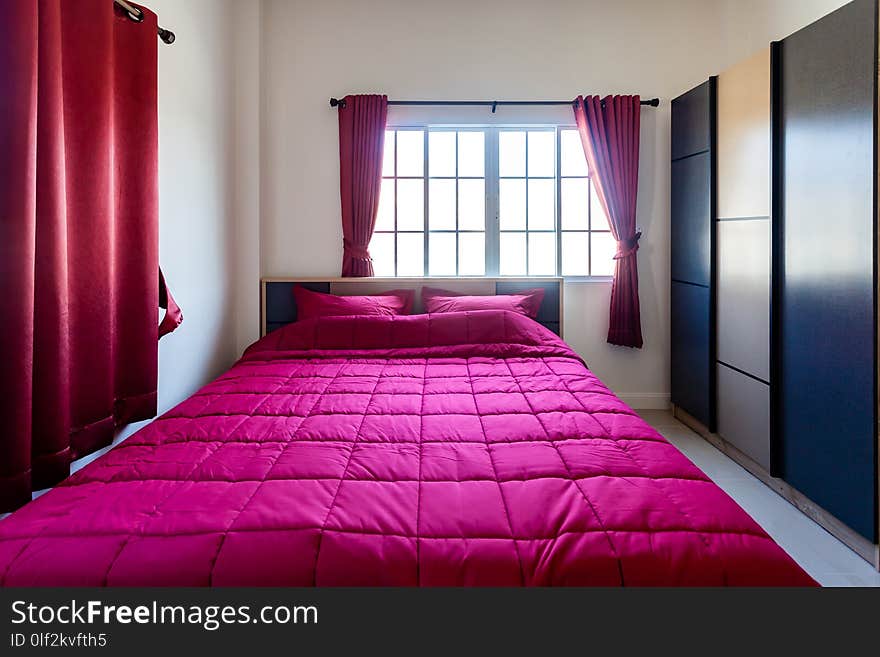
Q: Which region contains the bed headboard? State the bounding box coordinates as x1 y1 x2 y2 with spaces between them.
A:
261 277 564 337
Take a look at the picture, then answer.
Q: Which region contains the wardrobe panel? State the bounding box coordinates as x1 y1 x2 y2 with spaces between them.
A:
671 153 712 286
671 84 712 160
778 0 877 541
717 364 771 470
671 79 715 429
717 218 770 381
671 281 712 427
717 48 771 220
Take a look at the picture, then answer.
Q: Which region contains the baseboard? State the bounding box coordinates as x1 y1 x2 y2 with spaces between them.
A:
618 393 671 410
672 405 880 571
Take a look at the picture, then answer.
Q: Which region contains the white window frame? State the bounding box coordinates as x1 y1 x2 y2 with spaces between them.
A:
373 125 613 279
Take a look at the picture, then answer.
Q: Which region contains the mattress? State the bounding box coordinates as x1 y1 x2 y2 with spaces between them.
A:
0 310 815 585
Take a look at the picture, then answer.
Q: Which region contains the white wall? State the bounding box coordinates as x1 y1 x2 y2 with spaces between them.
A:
662 0 851 98
150 0 240 412
232 0 264 355
716 0 851 79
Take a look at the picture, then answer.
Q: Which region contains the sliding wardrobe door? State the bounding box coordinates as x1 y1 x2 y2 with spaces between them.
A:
715 48 772 470
777 0 877 541
671 80 716 428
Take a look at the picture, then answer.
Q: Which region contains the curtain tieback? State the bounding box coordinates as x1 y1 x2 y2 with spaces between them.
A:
614 231 641 260
343 239 371 260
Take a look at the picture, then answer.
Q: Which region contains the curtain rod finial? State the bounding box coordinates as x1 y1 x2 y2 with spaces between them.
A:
330 97 346 109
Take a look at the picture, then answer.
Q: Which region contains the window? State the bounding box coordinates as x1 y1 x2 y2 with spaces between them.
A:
372 126 613 277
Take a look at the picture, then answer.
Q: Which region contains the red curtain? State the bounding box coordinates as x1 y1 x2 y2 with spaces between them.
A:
0 0 163 511
159 269 184 338
573 95 643 349
338 94 388 277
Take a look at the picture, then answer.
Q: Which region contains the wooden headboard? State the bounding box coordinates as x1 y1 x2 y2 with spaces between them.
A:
261 277 564 337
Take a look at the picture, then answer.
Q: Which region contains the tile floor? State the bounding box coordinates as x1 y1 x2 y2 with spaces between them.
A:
638 409 880 587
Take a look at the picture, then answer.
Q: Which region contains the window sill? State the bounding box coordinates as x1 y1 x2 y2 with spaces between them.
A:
369 275 614 282
562 276 614 284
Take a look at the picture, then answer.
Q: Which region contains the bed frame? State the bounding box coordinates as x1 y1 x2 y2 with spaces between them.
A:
261 277 564 338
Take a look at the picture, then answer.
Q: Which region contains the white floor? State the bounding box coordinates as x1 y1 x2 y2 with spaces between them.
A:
638 409 880 587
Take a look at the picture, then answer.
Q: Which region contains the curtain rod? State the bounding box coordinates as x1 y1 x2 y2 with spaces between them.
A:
114 0 175 44
329 97 660 113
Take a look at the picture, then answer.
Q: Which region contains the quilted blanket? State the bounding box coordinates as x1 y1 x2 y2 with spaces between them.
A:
0 311 815 586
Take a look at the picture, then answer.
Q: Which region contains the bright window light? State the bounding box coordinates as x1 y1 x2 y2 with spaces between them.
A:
370 127 613 277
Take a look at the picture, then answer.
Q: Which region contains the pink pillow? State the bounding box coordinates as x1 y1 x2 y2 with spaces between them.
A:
293 286 414 319
421 287 545 319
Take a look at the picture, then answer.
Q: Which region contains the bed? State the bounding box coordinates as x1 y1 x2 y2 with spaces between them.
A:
0 281 814 585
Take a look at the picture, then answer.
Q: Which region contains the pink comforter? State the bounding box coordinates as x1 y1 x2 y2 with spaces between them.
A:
0 311 814 585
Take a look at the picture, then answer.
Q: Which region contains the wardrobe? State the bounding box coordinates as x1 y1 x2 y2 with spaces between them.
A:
671 0 879 567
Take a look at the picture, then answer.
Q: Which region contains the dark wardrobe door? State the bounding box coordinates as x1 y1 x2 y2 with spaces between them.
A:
777 0 877 541
671 80 716 429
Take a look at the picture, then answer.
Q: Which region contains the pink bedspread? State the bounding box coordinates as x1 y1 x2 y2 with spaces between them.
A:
0 311 815 586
